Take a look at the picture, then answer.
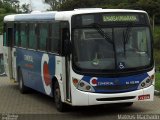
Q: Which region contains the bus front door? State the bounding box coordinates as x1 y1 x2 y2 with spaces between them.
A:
4 26 17 80
3 27 12 79
11 44 17 80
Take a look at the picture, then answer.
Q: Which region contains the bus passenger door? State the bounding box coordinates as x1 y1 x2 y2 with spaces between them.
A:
61 22 71 102
11 24 17 81
7 27 17 80
3 25 14 79
11 45 17 80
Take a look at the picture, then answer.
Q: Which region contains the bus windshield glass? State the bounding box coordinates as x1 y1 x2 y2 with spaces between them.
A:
72 13 152 72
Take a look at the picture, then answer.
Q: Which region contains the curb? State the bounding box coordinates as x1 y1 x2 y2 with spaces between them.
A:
154 90 160 96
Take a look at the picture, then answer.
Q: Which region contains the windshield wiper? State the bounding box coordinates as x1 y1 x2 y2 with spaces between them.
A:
90 23 113 45
123 22 134 56
90 23 118 69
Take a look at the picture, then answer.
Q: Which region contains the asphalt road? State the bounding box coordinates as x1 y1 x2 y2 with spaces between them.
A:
0 76 160 120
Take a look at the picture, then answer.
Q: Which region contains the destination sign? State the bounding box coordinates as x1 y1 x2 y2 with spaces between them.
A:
103 15 138 22
72 13 147 28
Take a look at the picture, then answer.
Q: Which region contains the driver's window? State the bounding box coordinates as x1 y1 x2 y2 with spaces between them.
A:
137 29 147 52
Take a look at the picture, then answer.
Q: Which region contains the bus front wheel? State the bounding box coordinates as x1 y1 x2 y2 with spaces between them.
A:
54 81 67 112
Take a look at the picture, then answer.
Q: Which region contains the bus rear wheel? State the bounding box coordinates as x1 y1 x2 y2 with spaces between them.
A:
54 81 67 112
18 69 28 94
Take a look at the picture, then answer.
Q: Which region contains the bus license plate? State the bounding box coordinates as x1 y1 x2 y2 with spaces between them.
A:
138 94 150 100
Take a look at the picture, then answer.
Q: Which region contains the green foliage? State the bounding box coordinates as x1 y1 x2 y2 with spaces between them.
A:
0 8 6 13
21 3 30 13
155 73 160 91
0 0 18 34
58 0 160 17
44 0 63 10
153 26 160 66
154 49 160 66
59 0 99 11
153 26 160 49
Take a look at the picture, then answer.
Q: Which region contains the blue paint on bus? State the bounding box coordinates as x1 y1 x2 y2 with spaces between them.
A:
82 73 149 93
16 48 55 96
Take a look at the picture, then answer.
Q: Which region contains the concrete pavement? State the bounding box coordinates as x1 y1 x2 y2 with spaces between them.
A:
0 76 160 120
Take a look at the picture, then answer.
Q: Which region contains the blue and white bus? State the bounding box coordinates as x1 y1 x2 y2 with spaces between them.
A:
3 9 154 111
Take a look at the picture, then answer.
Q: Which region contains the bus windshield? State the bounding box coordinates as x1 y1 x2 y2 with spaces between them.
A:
73 26 151 70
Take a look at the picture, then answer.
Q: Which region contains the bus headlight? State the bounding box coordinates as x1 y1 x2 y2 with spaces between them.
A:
138 75 154 89
72 78 95 92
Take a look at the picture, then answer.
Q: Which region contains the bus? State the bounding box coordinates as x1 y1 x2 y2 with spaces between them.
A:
3 9 154 112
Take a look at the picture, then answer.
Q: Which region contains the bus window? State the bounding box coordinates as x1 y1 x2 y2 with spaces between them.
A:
3 23 7 46
39 23 48 51
29 23 37 49
15 24 20 46
7 27 14 47
50 22 60 53
21 23 27 48
137 29 148 52
4 23 14 47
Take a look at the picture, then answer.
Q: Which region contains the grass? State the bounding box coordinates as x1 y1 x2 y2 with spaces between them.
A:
154 25 160 66
155 72 160 91
153 25 160 91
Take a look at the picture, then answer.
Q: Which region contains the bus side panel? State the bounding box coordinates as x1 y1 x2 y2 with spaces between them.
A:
16 48 56 96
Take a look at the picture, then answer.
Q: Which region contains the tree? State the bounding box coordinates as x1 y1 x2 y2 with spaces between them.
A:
0 0 18 34
21 3 30 13
11 0 20 13
137 0 160 31
87 0 160 31
59 0 102 11
44 0 64 10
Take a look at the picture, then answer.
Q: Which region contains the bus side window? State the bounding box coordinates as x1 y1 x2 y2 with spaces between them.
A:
21 23 27 48
26 24 29 48
29 23 37 49
35 23 40 49
39 23 48 51
50 22 60 53
47 23 52 52
15 23 21 47
5 24 14 47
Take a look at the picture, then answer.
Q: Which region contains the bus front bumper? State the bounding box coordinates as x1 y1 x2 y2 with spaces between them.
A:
71 85 154 106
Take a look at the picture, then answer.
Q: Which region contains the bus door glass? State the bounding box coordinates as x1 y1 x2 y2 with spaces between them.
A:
4 24 15 79
61 22 71 101
11 24 17 80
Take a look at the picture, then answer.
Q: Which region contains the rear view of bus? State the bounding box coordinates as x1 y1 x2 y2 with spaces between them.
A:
71 9 154 107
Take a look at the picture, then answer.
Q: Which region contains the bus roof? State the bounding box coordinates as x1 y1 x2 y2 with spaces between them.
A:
4 9 147 22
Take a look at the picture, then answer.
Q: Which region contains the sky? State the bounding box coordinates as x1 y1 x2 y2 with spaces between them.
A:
19 0 50 11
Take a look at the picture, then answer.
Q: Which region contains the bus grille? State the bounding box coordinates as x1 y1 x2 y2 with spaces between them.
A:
95 84 138 92
96 96 136 101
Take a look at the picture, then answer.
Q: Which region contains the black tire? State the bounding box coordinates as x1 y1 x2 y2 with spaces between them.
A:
54 81 67 112
18 69 28 94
